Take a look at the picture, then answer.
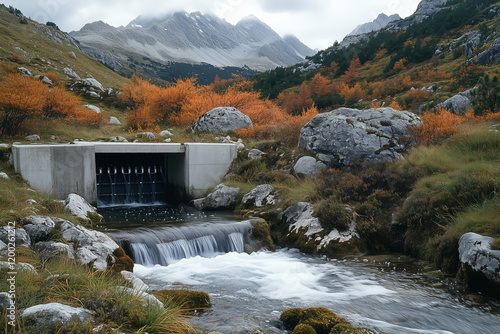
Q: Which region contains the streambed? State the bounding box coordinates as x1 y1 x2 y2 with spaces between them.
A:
99 205 500 334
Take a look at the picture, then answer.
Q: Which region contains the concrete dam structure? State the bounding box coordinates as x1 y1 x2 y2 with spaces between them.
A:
12 142 237 206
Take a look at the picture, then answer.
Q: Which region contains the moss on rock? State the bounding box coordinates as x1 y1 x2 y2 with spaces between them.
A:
153 289 211 312
109 246 134 272
281 307 347 334
245 218 276 253
294 323 318 334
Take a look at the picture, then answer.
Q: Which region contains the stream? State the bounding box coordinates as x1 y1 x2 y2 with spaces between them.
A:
99 205 500 334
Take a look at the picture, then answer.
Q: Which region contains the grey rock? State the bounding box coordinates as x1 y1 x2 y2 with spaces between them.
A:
109 116 121 124
25 134 40 141
242 184 275 207
64 193 102 222
0 226 31 248
298 107 421 167
281 202 312 225
21 303 94 327
459 232 500 286
109 136 127 142
193 107 253 133
159 130 173 137
0 292 13 309
88 91 100 98
0 172 9 179
437 94 471 115
17 67 32 77
136 132 156 140
193 184 240 210
349 13 401 36
462 33 483 58
118 287 164 308
35 241 75 260
23 216 56 242
293 156 327 177
81 78 104 91
0 261 36 272
62 224 119 270
0 143 9 148
41 76 53 85
476 37 500 66
84 104 101 113
63 67 80 79
121 270 149 293
248 149 264 160
284 202 323 238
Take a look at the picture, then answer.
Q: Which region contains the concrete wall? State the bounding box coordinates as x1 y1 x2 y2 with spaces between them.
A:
12 142 237 205
12 144 97 203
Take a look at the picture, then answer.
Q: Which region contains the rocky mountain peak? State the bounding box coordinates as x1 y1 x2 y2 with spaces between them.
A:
348 12 401 36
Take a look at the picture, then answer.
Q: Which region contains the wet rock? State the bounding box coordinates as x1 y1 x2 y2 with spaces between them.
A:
193 184 240 210
193 107 253 133
242 184 275 207
293 156 327 177
23 216 56 242
21 303 94 327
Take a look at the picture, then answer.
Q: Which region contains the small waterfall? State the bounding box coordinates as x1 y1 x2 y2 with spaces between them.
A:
108 221 253 266
96 163 167 206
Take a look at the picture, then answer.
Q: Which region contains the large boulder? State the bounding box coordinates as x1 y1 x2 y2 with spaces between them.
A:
64 193 103 223
192 107 252 133
459 232 500 294
437 94 471 115
21 303 94 327
192 184 240 210
298 107 421 167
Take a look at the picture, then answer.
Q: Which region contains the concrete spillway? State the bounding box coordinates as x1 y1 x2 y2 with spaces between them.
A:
12 142 237 206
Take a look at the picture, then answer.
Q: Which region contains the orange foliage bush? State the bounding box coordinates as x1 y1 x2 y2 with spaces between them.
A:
339 82 364 102
282 83 314 115
0 73 46 136
410 107 474 145
45 72 61 85
342 56 360 84
393 58 408 72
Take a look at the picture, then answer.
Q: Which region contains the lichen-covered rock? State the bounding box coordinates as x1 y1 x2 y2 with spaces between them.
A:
193 184 240 210
21 302 94 327
281 307 347 334
193 107 253 133
458 232 500 294
23 216 56 242
293 156 327 177
242 184 275 207
64 193 103 223
298 107 421 167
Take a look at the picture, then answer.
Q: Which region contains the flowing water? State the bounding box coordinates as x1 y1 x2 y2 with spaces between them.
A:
100 205 500 334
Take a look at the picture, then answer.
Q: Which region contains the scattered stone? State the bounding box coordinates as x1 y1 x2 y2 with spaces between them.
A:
23 216 56 242
293 156 327 177
193 184 240 210
193 107 253 133
68 51 77 59
84 104 101 113
136 132 156 140
216 136 245 149
64 193 102 223
0 226 31 247
26 199 37 205
81 78 104 91
109 116 121 124
25 134 40 141
63 67 80 79
18 67 32 77
21 303 94 327
0 172 9 180
41 76 53 85
298 107 421 167
35 241 75 260
0 143 9 148
0 261 36 272
242 184 275 207
164 138 172 143
248 149 265 160
159 130 173 137
88 91 100 98
109 136 127 142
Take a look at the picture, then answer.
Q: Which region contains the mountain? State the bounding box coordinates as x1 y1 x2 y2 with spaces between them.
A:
70 12 315 77
348 13 401 36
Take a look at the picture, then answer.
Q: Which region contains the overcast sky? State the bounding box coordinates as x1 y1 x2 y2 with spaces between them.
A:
4 0 422 50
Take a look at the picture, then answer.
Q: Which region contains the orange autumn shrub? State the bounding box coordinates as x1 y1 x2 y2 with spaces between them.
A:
0 73 46 136
45 72 61 85
410 107 474 145
44 86 82 118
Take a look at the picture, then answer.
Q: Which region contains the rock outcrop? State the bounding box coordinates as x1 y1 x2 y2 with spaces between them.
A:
459 232 500 294
298 107 421 167
475 37 500 66
192 107 252 134
23 216 56 242
192 184 240 210
242 184 275 207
